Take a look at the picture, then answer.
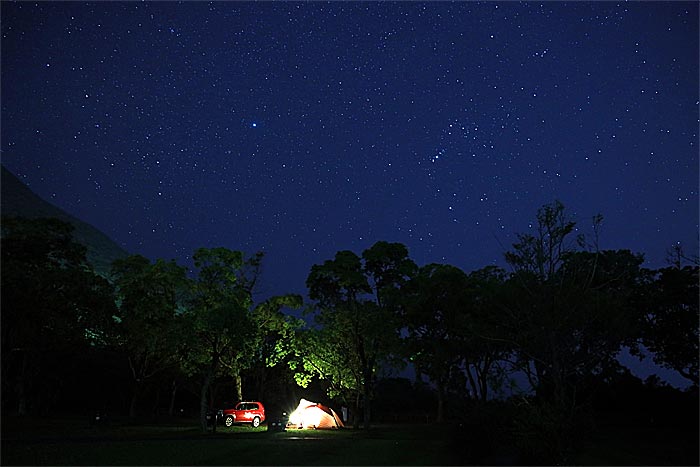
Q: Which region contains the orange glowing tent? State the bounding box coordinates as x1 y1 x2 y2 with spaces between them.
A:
287 398 345 429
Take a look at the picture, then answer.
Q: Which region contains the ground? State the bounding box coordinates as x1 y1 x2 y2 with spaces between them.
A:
1 415 697 465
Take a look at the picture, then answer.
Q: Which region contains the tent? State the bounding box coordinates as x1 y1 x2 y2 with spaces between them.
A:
287 398 345 429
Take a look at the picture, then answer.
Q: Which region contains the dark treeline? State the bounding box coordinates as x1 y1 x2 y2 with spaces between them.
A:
2 201 697 463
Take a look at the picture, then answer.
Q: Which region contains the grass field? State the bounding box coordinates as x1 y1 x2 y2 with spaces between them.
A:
2 415 698 465
2 417 463 466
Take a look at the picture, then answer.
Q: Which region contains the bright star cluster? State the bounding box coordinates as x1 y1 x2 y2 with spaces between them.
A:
1 2 697 297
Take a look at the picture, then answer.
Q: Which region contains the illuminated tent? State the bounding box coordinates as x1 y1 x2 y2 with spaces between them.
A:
287 398 345 429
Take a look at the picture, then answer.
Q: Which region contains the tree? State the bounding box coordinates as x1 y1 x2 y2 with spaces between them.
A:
246 294 304 403
181 248 300 432
639 265 699 386
503 203 643 401
110 255 189 418
404 263 471 422
286 326 360 407
462 266 510 402
306 241 416 429
182 248 258 432
404 264 510 419
501 202 644 463
1 217 116 415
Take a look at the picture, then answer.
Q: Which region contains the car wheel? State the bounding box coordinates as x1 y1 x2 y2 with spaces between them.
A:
225 415 234 427
252 416 260 428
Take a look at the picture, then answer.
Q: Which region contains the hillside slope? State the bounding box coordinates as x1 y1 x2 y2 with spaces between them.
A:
1 165 128 275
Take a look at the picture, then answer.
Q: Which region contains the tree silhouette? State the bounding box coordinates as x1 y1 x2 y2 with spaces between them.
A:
404 263 470 421
110 255 189 418
1 216 116 415
183 248 259 432
501 202 645 463
639 265 699 386
306 241 416 428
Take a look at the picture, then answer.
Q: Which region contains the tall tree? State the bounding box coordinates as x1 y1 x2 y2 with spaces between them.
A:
404 263 471 422
110 255 189 417
1 217 116 414
404 264 509 418
461 266 510 402
182 247 258 432
638 264 699 386
503 202 642 401
501 202 644 463
181 248 300 431
306 241 416 429
247 294 304 402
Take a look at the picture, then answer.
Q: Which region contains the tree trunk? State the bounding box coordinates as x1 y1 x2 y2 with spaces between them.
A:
363 393 371 429
480 375 489 402
128 355 143 418
436 383 445 423
208 382 217 410
152 386 161 418
168 378 177 417
256 367 266 402
353 391 360 429
129 385 140 418
465 364 479 400
533 360 551 401
200 365 216 433
477 362 489 402
362 369 372 430
200 374 210 433
234 371 243 401
414 365 423 384
17 351 28 415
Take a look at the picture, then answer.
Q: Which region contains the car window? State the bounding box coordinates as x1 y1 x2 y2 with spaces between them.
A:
249 403 258 410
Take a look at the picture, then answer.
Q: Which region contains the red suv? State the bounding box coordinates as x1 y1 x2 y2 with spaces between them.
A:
218 401 265 428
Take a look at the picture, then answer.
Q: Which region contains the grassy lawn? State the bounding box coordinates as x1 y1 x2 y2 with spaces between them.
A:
2 417 461 466
2 415 697 465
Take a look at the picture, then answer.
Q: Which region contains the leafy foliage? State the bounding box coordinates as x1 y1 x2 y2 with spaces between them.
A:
110 254 189 417
1 198 695 466
404 264 471 421
180 248 258 430
305 241 416 428
287 326 359 400
1 216 116 414
638 265 699 385
501 202 646 463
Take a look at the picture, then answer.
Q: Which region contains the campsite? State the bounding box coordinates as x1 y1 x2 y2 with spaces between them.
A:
2 203 698 465
2 2 699 465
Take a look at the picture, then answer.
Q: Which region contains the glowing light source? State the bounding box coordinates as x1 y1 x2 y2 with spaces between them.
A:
287 399 344 429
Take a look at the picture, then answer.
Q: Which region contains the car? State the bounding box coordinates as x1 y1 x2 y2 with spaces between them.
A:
218 401 266 428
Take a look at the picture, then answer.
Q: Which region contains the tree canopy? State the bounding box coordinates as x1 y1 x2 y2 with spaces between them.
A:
1 203 696 463
306 241 416 428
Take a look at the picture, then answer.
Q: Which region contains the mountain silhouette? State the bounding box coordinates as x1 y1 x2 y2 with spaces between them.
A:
1 165 128 275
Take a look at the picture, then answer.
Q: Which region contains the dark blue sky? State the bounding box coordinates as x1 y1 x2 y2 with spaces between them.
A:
2 1 698 304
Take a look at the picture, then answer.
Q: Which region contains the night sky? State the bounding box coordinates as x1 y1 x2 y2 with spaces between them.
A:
2 2 698 303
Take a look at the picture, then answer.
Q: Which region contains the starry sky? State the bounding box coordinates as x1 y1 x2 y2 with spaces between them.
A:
2 2 698 302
